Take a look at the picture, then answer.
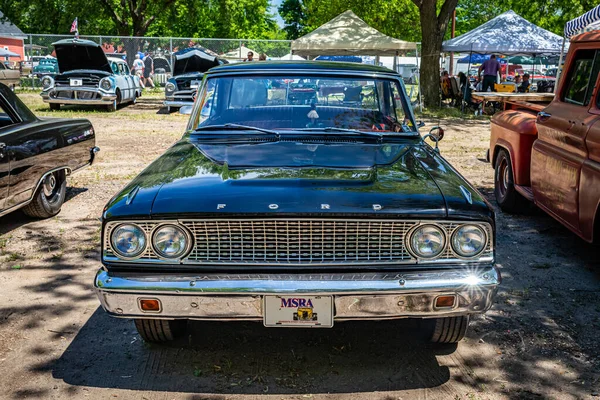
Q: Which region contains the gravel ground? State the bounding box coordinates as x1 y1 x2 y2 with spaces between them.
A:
0 95 599 400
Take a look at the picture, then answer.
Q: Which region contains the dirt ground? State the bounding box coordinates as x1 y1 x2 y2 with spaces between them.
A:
1 94 600 400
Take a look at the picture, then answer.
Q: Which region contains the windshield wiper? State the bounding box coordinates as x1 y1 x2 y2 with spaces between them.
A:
295 127 390 138
194 124 279 136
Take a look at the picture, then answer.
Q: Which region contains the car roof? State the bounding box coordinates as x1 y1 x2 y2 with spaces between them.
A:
107 57 126 63
207 60 398 75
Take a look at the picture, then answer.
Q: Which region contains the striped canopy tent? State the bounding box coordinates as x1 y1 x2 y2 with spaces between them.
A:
564 5 600 38
556 5 600 86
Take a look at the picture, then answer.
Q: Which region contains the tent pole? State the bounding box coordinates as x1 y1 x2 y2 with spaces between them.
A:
555 36 566 92
416 43 422 111
462 49 472 113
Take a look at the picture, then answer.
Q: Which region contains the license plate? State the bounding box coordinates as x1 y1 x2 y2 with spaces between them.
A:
264 295 333 328
70 79 83 86
190 80 200 89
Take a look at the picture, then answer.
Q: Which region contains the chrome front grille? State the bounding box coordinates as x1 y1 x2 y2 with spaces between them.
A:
103 219 494 266
182 220 414 264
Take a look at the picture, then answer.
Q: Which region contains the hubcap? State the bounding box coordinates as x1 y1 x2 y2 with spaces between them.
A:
43 174 57 197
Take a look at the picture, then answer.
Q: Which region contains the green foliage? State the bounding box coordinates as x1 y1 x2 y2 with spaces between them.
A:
0 0 277 39
452 0 599 37
279 0 421 42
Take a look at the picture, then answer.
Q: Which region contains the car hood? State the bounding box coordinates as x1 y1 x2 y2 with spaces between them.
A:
104 138 492 222
54 41 112 74
173 49 221 76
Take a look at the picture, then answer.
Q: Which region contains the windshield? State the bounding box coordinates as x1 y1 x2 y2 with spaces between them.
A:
190 74 417 134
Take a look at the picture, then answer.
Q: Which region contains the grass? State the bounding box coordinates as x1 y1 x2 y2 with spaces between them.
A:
415 105 491 121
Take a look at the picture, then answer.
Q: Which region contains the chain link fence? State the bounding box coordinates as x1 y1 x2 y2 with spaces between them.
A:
14 34 293 89
6 33 420 108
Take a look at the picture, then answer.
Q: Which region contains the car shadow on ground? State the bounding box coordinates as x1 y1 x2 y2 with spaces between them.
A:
0 186 88 235
45 309 453 395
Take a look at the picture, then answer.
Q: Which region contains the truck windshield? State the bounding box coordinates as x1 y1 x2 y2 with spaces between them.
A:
191 74 417 135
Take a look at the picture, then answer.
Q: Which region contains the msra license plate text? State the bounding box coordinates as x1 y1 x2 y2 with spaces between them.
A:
264 295 333 328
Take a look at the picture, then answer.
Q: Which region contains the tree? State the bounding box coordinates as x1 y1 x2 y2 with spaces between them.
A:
411 0 458 108
279 0 421 42
279 0 305 39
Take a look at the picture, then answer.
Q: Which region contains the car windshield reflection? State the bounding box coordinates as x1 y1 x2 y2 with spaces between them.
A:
193 75 417 135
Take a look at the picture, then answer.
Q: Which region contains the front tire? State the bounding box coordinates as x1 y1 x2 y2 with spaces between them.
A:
134 319 187 343
22 170 66 218
430 316 469 343
494 148 528 212
49 103 60 111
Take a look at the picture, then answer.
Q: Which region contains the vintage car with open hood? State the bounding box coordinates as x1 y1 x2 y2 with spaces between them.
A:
40 38 142 111
0 82 98 219
164 47 225 113
95 61 499 344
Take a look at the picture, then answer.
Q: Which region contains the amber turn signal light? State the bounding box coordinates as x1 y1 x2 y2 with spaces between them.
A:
435 295 455 308
139 298 161 312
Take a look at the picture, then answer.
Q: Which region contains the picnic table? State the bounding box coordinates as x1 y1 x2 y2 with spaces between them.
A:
471 92 554 114
471 92 555 103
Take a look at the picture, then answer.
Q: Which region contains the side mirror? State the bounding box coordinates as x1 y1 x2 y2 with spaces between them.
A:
429 126 444 142
422 126 445 154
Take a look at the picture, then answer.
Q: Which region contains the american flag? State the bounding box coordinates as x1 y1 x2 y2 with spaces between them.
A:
70 18 78 33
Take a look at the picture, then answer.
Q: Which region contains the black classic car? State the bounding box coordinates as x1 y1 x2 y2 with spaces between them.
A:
164 47 226 113
95 61 499 344
0 83 98 218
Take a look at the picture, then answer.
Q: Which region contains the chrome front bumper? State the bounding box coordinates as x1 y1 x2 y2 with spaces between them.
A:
163 99 193 108
94 265 500 321
42 87 117 105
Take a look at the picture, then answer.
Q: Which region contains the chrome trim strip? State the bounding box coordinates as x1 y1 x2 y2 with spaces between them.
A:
459 185 473 204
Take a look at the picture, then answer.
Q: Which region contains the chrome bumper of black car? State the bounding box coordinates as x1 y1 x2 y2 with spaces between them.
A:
94 265 500 321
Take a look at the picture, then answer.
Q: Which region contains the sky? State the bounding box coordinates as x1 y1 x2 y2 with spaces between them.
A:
271 0 285 27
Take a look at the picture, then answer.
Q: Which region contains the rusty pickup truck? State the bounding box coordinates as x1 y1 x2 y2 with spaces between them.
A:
489 30 600 242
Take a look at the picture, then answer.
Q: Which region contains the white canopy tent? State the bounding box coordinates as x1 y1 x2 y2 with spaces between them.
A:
291 10 416 57
442 10 564 55
220 45 261 62
291 10 421 108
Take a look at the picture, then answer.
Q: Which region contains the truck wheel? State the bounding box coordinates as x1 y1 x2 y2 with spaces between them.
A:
49 103 60 111
134 319 186 343
22 170 66 218
494 148 528 213
430 316 469 343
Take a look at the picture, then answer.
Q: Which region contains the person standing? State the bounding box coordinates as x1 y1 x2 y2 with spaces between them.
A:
143 52 155 88
243 51 254 62
132 54 145 87
478 55 501 92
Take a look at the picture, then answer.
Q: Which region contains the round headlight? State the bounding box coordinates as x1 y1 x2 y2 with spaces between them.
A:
451 225 487 257
110 224 147 258
165 82 176 93
41 76 53 89
152 225 190 259
409 224 446 258
100 78 113 91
